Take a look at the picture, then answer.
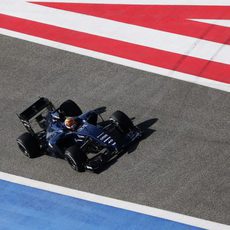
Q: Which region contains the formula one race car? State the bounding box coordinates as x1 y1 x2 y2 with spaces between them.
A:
16 97 142 172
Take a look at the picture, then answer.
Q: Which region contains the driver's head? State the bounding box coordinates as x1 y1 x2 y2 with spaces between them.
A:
64 117 78 130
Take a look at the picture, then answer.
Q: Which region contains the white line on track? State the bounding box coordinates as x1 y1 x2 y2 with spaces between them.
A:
29 0 230 6
0 172 229 230
1 1 229 65
1 28 229 92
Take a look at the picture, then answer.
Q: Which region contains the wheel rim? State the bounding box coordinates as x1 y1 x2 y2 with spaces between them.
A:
17 142 30 157
114 120 130 133
66 156 77 170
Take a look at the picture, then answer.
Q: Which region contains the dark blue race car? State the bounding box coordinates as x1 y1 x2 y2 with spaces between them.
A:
16 97 142 172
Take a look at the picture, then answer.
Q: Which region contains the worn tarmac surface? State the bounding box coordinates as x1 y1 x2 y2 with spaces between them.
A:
0 35 229 225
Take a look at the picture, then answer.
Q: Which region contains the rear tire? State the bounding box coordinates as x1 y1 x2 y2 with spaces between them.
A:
111 110 134 133
59 100 82 117
16 132 40 158
65 145 87 172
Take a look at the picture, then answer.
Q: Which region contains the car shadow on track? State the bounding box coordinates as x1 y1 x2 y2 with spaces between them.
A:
93 118 158 174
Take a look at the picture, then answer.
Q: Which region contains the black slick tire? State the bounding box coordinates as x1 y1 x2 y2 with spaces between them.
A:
59 100 82 117
65 145 87 172
16 132 40 158
111 110 134 133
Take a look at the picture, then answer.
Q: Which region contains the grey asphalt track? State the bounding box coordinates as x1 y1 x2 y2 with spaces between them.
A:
0 34 230 225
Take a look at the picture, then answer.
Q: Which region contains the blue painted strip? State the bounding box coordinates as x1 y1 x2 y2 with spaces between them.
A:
0 180 203 230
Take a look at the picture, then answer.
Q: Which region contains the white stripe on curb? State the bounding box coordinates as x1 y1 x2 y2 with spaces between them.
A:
191 19 230 28
0 171 229 230
28 0 230 6
0 0 229 65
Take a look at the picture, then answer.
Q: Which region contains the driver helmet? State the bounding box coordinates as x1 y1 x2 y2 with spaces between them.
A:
64 117 78 130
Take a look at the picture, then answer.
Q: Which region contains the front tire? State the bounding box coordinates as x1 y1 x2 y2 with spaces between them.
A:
65 145 87 172
59 100 82 117
110 110 134 133
16 132 40 158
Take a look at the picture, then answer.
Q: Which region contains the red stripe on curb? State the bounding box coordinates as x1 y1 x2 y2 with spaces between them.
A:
1 14 229 84
32 3 230 44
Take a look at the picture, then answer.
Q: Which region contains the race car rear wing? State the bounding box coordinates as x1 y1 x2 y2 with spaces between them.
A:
17 97 54 134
